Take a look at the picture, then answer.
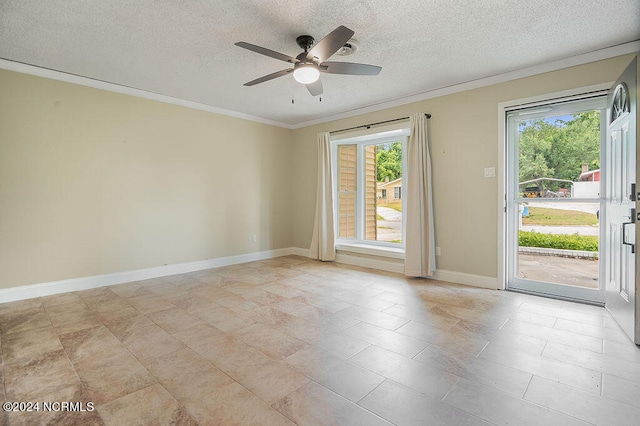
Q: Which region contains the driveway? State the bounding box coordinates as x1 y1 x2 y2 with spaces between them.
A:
518 253 599 288
377 206 402 242
377 206 402 221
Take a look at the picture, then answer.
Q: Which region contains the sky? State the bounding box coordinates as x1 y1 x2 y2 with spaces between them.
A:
543 114 573 125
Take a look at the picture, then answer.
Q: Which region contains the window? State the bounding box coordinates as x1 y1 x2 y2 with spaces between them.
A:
333 128 408 246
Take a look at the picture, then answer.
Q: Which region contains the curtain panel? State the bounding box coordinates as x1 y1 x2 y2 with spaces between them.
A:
309 132 336 261
405 113 436 277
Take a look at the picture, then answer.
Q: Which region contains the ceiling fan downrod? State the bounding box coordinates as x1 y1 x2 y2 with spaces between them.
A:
295 35 315 51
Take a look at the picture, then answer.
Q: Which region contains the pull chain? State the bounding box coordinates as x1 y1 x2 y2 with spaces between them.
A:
291 77 295 105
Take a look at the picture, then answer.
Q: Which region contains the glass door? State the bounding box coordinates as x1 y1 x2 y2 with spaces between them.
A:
506 96 607 304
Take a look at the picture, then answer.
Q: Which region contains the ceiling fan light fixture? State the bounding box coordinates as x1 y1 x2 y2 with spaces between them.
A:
293 64 320 84
236 26 381 96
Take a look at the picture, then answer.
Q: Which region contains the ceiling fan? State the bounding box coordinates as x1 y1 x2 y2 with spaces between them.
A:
235 25 381 97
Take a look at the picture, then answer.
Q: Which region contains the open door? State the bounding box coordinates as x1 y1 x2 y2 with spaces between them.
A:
605 56 639 344
505 97 605 304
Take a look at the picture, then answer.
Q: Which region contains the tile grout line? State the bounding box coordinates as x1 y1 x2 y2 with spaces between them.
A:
437 380 502 426
522 383 601 426
39 296 106 421
439 375 461 403
354 378 387 406
411 343 434 360
540 339 640 386
521 374 535 400
314 379 394 426
476 340 491 358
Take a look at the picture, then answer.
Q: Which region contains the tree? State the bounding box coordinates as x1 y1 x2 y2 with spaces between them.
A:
376 142 402 182
518 111 600 191
519 120 556 183
552 111 600 180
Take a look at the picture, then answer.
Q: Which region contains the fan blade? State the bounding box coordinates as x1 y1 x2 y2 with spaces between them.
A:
306 79 323 96
320 62 381 75
244 69 292 86
235 42 298 63
306 25 354 63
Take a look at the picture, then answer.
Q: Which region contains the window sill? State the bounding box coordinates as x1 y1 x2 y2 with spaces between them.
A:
335 243 405 260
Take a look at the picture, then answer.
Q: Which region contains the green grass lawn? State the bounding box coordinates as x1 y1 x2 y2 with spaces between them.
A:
379 202 402 212
522 207 598 226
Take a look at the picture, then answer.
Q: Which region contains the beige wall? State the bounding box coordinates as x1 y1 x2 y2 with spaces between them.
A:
292 53 638 278
2 52 636 291
0 69 292 289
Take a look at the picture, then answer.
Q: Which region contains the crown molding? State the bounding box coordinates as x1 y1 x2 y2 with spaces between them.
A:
0 58 293 129
2 40 638 131
289 40 640 129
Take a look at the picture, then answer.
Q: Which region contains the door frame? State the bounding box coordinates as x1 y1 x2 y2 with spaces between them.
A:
497 83 613 294
504 97 606 304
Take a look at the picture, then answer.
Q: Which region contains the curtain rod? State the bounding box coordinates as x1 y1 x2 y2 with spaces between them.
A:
330 113 431 134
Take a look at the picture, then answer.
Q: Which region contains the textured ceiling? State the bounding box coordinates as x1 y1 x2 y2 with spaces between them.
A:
1 0 639 127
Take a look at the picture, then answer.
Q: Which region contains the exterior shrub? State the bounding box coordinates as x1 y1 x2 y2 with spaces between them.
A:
519 231 598 252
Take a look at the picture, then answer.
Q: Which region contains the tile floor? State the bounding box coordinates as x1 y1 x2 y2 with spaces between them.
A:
1 255 640 425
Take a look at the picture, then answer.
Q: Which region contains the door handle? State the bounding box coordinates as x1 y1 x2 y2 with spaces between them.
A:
622 222 635 253
623 208 636 254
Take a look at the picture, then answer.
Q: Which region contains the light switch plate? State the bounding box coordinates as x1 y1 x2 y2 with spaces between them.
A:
484 167 496 178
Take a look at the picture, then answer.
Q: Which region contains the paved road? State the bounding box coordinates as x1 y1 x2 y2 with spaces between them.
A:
526 201 599 214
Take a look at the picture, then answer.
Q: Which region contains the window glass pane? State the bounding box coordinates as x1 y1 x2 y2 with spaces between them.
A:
518 111 600 200
338 145 356 191
516 111 601 288
368 141 403 244
364 145 377 240
339 193 356 238
338 145 357 239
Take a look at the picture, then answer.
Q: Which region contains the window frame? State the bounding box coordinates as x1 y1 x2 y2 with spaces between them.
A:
331 128 409 249
394 186 402 200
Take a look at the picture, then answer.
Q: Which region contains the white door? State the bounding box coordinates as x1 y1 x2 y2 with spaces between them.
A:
605 57 639 344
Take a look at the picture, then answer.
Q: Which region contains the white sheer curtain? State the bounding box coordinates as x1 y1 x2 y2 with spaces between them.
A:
405 113 436 277
309 132 336 261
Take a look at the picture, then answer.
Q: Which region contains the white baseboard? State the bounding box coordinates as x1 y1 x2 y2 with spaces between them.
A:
335 252 405 274
431 269 498 290
334 252 497 289
291 247 310 257
0 246 499 304
0 247 295 304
